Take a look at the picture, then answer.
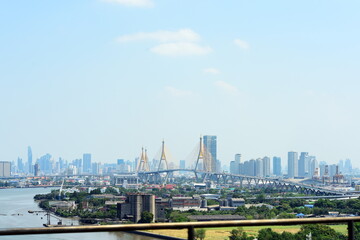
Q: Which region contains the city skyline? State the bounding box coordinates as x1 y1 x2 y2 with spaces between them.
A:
8 143 356 171
1 1 360 168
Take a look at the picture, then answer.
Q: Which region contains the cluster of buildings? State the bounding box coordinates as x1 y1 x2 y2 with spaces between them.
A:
2 138 357 182
116 193 247 223
7 135 221 177
229 151 353 182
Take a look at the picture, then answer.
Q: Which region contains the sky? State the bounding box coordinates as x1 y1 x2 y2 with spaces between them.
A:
1 0 360 168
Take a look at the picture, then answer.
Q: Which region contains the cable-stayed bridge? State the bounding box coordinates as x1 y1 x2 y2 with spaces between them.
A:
134 139 347 196
136 169 346 196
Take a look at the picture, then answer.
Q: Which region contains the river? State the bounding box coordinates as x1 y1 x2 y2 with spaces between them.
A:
0 188 158 240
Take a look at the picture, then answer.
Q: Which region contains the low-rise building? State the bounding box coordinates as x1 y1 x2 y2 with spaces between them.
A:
48 201 76 211
229 198 245 207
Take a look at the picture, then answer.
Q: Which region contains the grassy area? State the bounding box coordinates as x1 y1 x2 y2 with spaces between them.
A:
146 224 348 239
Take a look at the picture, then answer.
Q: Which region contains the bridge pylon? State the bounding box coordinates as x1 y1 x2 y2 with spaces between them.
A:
137 147 150 172
195 136 211 172
157 140 168 171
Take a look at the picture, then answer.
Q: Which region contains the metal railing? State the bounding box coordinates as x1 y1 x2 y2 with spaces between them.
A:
1 217 360 240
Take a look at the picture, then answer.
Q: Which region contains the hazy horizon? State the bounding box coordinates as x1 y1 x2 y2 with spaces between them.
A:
1 1 359 168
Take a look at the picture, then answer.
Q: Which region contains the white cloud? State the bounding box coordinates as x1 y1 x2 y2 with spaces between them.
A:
203 68 220 75
214 81 239 95
151 42 212 56
164 86 193 97
101 0 153 7
118 29 200 43
234 39 250 50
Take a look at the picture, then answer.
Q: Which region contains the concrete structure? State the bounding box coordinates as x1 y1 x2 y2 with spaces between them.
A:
117 193 155 223
113 174 140 189
49 201 76 210
0 161 11 177
170 196 201 210
229 198 245 207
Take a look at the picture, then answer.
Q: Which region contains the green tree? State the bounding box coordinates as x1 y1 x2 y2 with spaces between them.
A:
90 188 102 195
257 228 281 240
138 211 153 223
256 194 266 203
295 224 346 240
195 228 206 240
169 211 189 222
229 227 253 240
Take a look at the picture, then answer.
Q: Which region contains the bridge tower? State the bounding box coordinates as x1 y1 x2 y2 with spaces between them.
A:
137 147 150 172
157 140 168 171
195 136 211 172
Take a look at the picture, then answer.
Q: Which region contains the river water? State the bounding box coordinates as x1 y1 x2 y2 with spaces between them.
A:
0 188 157 240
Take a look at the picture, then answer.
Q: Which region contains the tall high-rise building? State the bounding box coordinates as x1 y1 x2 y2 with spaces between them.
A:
273 156 281 176
28 146 32 174
263 156 271 177
230 161 236 174
298 152 308 177
0 161 11 177
38 154 52 175
203 135 217 172
179 160 185 169
309 156 318 177
234 154 241 174
83 153 92 173
92 162 100 175
288 151 298 178
344 159 352 173
255 158 263 177
17 157 24 173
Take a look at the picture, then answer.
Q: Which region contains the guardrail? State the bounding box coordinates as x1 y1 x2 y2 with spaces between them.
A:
1 217 360 240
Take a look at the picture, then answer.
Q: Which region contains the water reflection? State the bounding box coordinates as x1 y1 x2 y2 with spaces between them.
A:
0 188 159 240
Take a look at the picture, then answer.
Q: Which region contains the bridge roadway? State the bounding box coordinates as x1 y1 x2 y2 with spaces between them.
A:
2 169 348 196
137 168 348 196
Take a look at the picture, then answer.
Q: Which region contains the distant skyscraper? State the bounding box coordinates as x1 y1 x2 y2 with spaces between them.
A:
263 156 270 177
92 162 100 175
338 160 344 173
344 159 352 173
17 157 23 173
234 154 241 174
309 156 318 177
255 158 263 177
179 160 185 169
83 153 92 173
38 154 52 175
230 161 236 174
288 151 298 178
248 159 256 176
273 156 281 176
203 135 217 172
298 152 308 177
28 146 32 174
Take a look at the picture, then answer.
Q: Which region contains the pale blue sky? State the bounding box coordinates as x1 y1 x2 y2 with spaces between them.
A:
1 0 359 168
